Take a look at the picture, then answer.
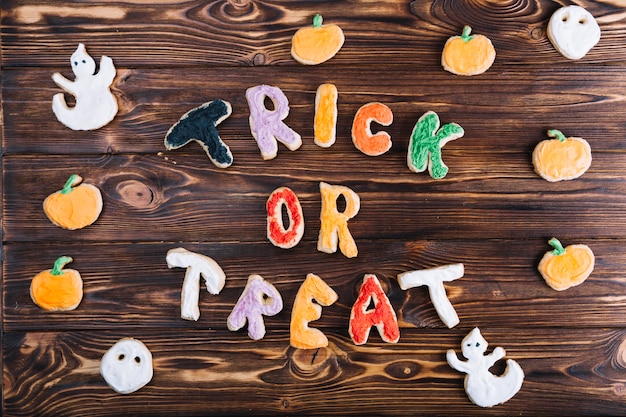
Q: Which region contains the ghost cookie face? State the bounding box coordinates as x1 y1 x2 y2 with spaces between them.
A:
101 338 153 394
548 6 600 60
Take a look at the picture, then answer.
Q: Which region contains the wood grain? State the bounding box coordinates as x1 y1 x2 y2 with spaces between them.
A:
3 66 626 155
4 0 626 415
4 328 626 416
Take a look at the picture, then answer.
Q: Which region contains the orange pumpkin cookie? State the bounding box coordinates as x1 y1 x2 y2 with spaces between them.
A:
442 26 496 76
30 256 83 311
538 238 595 291
291 14 344 65
532 129 592 182
44 174 103 230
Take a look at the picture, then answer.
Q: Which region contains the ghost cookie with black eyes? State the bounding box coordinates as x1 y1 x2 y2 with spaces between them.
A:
52 43 118 130
548 6 600 60
100 338 153 394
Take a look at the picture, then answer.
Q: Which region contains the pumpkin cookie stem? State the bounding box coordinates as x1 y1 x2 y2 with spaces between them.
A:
461 25 474 42
313 14 323 28
548 238 566 256
547 129 567 143
51 256 73 275
61 174 82 194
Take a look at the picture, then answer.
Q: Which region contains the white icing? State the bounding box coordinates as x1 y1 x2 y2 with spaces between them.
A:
52 43 118 130
100 338 153 394
166 247 226 321
397 263 463 328
548 6 600 60
447 328 524 408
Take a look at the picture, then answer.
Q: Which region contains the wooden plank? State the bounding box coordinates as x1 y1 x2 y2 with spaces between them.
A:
4 0 626 415
2 0 626 68
4 240 626 331
4 152 626 242
3 66 626 155
4 328 626 416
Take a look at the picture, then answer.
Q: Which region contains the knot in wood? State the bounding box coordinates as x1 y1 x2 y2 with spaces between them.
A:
289 347 334 379
385 361 422 380
252 53 266 66
117 179 154 208
224 0 253 17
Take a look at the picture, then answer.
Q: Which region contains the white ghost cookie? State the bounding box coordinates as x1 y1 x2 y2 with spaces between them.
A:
52 43 118 130
447 328 524 408
101 338 153 394
548 6 600 60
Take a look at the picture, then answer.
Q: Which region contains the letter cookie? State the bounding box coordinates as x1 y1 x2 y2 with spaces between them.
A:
291 14 345 65
351 102 393 156
318 182 360 258
548 6 600 60
349 274 400 345
165 248 226 321
447 328 524 408
246 85 302 160
30 256 83 311
314 83 338 148
442 26 496 76
52 43 118 130
101 338 153 394
290 274 338 349
407 111 464 179
397 263 463 328
267 187 304 249
538 237 595 291
228 275 283 340
532 129 591 182
164 100 234 168
43 174 103 230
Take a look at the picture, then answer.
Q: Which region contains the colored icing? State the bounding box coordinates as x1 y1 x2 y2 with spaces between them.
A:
290 273 338 349
349 274 400 345
351 102 393 156
43 174 103 230
441 26 496 76
291 14 345 65
407 111 464 179
266 187 304 249
164 100 234 168
538 238 595 291
165 248 226 321
246 85 302 160
532 130 592 182
30 256 83 311
548 6 600 60
227 275 283 340
317 182 360 258
314 83 338 147
397 263 464 328
447 328 524 408
101 338 153 394
52 43 118 130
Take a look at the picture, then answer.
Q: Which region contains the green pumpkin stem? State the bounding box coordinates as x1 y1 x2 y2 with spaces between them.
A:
313 14 323 28
548 238 566 256
461 25 474 42
51 256 73 276
548 129 567 143
61 174 80 195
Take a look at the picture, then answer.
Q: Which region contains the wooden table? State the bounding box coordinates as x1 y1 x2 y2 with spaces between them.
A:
3 1 626 415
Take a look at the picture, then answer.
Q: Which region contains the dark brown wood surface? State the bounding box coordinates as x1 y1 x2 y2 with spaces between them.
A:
3 0 626 415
